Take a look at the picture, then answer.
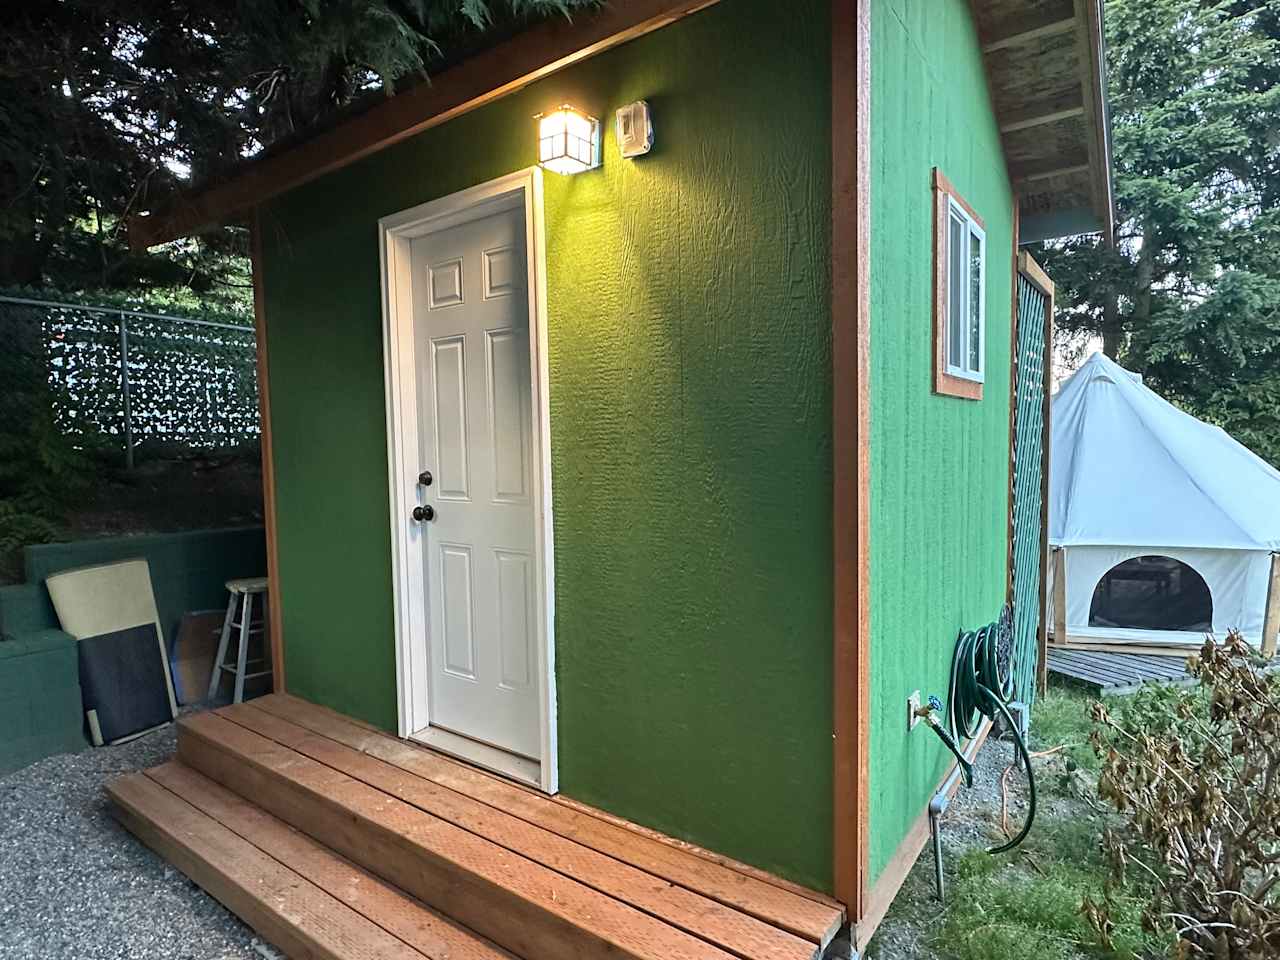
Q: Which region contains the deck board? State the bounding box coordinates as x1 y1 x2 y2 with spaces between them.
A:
109 694 845 960
1045 647 1196 694
108 772 433 960
145 761 516 960
219 701 817 960
248 693 843 946
178 711 742 960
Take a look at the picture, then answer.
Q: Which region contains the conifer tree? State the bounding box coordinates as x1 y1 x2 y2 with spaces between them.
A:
1038 0 1280 463
0 1 595 306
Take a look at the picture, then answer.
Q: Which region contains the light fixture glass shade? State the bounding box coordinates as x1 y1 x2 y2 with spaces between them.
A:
536 105 600 174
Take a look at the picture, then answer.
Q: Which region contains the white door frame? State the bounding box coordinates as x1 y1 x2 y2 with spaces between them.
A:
379 168 557 793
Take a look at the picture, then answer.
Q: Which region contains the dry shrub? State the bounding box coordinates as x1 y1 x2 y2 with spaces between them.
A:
1086 632 1280 959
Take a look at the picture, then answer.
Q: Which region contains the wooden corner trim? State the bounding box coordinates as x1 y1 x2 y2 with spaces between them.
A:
932 169 984 401
1007 202 1020 604
1017 251 1055 297
251 211 285 694
831 0 872 919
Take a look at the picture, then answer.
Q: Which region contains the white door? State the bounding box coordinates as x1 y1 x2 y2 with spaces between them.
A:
410 205 540 760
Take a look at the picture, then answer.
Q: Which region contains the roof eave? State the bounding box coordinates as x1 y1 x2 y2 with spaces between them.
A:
973 0 1115 245
127 0 720 250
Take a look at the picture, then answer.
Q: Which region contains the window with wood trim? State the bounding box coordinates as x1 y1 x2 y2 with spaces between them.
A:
933 169 987 400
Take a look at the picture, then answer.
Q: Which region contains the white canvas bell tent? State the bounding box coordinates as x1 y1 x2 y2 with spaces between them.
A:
1049 352 1280 651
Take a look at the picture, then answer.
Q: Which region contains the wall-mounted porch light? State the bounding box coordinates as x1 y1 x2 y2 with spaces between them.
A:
535 104 601 174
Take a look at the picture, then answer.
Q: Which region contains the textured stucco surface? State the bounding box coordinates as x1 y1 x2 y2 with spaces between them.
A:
259 0 834 889
867 0 1015 883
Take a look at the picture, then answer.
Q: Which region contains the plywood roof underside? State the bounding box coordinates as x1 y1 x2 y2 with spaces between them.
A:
972 0 1114 242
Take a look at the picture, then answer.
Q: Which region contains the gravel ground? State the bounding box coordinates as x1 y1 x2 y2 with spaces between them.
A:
0 719 266 960
0 705 1068 960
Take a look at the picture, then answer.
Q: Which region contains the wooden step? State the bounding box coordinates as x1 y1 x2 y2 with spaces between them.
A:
176 710 752 960
248 693 844 945
216 700 820 960
107 767 513 960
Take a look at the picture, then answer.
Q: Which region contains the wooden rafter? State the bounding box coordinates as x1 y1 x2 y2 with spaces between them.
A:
998 95 1084 133
981 0 1076 52
1012 160 1091 185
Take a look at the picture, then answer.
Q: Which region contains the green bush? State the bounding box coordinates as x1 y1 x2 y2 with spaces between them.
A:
1089 634 1280 959
0 313 93 580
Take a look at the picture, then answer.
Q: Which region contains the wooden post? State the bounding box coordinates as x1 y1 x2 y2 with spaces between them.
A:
831 0 871 922
1037 543 1050 695
1051 546 1067 647
1262 553 1280 659
251 211 285 693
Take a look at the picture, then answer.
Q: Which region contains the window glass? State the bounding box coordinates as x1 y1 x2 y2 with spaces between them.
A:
968 228 983 373
948 212 965 369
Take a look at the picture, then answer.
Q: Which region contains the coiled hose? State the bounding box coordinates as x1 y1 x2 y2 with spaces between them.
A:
928 606 1037 855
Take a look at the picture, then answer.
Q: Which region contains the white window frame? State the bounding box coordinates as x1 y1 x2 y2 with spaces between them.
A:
944 197 986 384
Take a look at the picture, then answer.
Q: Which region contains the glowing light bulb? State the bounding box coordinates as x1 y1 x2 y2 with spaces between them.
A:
535 105 601 175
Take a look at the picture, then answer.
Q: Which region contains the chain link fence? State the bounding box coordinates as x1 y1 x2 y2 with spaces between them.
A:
0 295 260 468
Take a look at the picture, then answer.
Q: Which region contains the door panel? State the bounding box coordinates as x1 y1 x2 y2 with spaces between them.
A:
439 544 477 679
495 549 535 691
410 205 540 760
430 335 470 499
486 329 532 503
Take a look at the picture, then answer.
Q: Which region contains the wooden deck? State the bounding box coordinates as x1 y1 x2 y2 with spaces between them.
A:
1045 647 1196 695
108 694 844 960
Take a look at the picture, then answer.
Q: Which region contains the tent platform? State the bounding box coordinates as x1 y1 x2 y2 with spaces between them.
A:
1045 647 1197 695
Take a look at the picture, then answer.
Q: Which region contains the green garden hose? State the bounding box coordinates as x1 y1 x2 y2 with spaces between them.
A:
929 606 1037 855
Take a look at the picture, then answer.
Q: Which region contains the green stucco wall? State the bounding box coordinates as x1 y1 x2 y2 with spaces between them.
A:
259 0 834 889
867 0 1015 882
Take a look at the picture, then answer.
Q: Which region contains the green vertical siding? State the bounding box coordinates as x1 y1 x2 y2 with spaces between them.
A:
868 0 1015 882
260 0 835 889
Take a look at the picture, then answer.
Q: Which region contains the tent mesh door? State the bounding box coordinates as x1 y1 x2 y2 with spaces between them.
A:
1010 274 1048 706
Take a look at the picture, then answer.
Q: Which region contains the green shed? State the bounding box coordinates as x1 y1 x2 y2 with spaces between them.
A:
127 0 1113 952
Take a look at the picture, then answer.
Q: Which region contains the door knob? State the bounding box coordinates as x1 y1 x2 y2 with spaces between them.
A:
418 470 433 487
412 505 435 523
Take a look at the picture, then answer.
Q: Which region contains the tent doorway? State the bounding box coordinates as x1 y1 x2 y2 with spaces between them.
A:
1088 555 1213 633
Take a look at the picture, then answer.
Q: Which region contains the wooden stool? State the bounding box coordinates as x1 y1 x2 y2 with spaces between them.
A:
208 577 271 704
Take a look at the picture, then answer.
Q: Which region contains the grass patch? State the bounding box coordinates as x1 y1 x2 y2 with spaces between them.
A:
1030 683 1099 772
927 683 1167 959
869 681 1176 959
935 816 1161 960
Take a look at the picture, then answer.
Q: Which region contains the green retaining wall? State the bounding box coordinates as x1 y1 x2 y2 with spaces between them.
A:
867 0 1016 882
0 526 266 775
21 526 267 644
0 630 84 776
259 0 834 889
